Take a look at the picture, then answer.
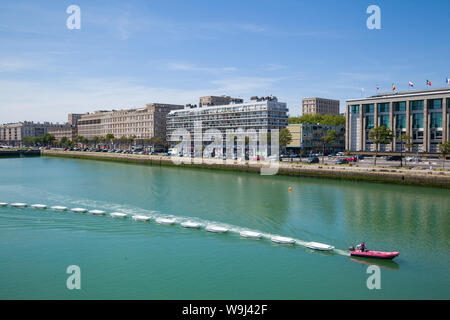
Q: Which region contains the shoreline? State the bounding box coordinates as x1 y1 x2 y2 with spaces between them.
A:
41 150 450 189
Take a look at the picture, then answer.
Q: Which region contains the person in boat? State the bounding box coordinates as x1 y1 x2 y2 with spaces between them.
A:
359 242 366 252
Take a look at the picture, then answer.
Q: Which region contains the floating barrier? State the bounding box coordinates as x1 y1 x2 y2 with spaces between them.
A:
71 208 87 213
155 217 176 225
181 221 202 229
205 225 229 233
110 212 127 218
31 204 47 210
240 230 263 239
1 201 349 256
132 215 150 221
10 203 27 208
89 210 106 216
271 236 296 245
51 206 68 211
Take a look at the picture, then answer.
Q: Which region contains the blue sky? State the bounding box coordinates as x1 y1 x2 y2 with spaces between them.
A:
0 0 449 123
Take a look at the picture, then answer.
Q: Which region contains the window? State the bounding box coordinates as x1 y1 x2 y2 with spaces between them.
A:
430 112 442 128
410 100 424 111
378 103 390 113
365 115 374 129
363 104 374 113
350 105 360 114
380 115 390 128
428 99 442 110
412 113 423 128
393 101 406 112
396 114 406 129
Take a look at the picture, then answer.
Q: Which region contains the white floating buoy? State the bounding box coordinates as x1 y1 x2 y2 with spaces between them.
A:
10 203 27 208
271 236 296 245
240 230 263 239
155 217 176 225
89 210 106 215
31 204 47 209
71 208 87 213
51 206 67 211
0 202 8 207
132 215 150 221
110 212 127 218
305 242 335 251
181 221 202 229
205 225 229 233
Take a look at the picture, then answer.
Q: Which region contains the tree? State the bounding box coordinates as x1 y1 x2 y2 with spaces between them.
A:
397 134 412 167
42 134 55 147
279 128 292 153
105 134 115 149
368 126 393 165
288 114 345 126
438 141 450 169
321 129 337 164
60 136 69 147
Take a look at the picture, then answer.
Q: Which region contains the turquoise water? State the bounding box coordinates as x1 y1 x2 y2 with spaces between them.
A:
0 157 449 299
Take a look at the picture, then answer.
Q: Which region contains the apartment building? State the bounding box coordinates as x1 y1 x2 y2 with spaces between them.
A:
0 122 67 146
199 95 244 108
346 87 450 153
286 123 345 154
302 98 340 115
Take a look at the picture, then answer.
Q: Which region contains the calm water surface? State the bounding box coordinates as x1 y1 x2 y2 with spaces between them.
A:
0 157 448 299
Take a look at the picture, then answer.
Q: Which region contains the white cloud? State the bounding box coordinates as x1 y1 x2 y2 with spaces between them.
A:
167 62 237 73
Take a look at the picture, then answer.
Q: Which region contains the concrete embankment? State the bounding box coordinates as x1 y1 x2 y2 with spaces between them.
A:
0 149 41 158
42 150 450 189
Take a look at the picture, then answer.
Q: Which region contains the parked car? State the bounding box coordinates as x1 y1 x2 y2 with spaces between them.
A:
406 156 421 162
336 158 348 165
345 156 357 162
386 155 402 161
307 156 320 164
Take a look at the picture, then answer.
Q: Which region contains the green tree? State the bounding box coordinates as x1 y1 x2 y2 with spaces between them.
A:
60 136 69 147
279 128 292 153
42 133 55 147
438 141 450 169
105 133 115 149
288 114 345 126
368 126 393 165
397 134 412 167
320 129 337 164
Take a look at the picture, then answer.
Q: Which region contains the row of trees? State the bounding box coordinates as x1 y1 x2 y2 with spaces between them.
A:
368 126 450 168
288 114 346 126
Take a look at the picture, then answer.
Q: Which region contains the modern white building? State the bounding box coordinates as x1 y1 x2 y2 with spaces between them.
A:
166 96 289 155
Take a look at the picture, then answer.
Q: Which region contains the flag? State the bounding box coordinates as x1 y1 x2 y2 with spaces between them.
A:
408 81 414 87
376 85 380 91
392 84 396 91
446 78 450 85
426 80 432 86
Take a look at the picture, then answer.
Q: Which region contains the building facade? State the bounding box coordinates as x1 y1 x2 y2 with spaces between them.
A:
346 88 450 153
166 96 288 154
47 125 78 142
0 122 67 146
76 104 184 140
286 123 345 155
302 98 340 115
199 95 243 108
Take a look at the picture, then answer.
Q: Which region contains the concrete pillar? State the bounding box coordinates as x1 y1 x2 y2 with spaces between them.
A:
345 105 349 150
373 103 378 151
389 102 394 151
406 101 411 152
443 98 448 143
423 99 428 153
359 104 364 151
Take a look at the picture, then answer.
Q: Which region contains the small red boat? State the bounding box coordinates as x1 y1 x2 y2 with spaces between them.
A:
350 250 399 260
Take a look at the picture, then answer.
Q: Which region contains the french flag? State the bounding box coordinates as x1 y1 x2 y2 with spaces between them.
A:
446 78 450 85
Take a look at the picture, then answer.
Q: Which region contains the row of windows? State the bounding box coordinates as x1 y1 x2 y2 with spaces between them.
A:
352 98 450 114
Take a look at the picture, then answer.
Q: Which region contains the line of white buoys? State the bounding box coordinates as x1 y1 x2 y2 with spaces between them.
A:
71 208 87 213
271 236 296 245
181 221 202 229
10 203 27 208
132 215 150 221
205 225 229 233
110 212 127 218
31 204 47 209
51 206 68 211
89 210 106 216
0 202 8 207
155 217 176 225
240 230 263 239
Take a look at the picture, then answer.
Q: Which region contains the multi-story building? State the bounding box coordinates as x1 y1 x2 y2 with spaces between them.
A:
302 98 340 115
286 123 345 155
47 125 78 142
346 87 450 153
0 122 67 146
166 96 289 154
199 95 243 108
76 103 184 140
68 113 83 126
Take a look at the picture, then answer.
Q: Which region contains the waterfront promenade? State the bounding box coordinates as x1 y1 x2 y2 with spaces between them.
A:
42 150 450 188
